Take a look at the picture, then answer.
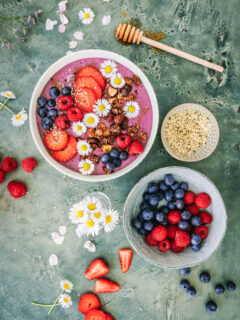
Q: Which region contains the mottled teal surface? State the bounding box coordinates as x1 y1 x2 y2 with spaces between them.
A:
0 0 240 319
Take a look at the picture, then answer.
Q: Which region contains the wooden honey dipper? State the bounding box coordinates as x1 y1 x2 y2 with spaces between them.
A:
115 23 224 73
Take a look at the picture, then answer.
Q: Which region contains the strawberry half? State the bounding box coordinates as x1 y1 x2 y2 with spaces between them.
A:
85 259 109 280
119 248 133 273
74 87 96 113
85 309 106 320
51 136 77 162
78 293 101 315
76 66 105 90
94 278 120 293
75 76 102 99
44 129 68 151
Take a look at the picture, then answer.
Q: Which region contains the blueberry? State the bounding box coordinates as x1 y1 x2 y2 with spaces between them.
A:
49 86 60 98
113 158 122 168
168 201 176 210
191 233 201 245
41 116 53 130
110 148 120 159
164 190 173 202
178 220 189 230
119 151 129 161
131 217 142 230
62 86 71 96
180 279 190 290
38 106 48 118
227 281 236 291
155 191 163 201
191 216 202 227
143 192 151 202
160 218 168 226
147 182 159 194
155 211 166 223
187 287 196 297
164 174 175 186
143 221 155 232
191 244 201 252
175 188 185 199
100 153 111 164
175 199 185 210
181 267 191 276
106 161 116 171
138 228 147 236
148 194 160 207
215 284 225 294
159 206 168 214
137 213 145 222
47 98 56 108
48 108 58 118
181 210 191 220
159 181 169 191
199 271 211 283
37 96 47 107
180 182 189 191
206 301 217 313
171 182 180 191
141 208 154 221
140 202 150 210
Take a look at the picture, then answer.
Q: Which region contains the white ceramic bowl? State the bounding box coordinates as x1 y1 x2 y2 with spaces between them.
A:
29 50 159 181
161 103 220 162
123 166 227 269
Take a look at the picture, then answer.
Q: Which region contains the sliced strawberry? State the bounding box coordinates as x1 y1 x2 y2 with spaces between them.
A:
67 107 83 122
44 129 68 151
119 249 133 273
74 87 96 113
85 309 106 320
85 259 109 280
76 66 105 90
94 278 120 293
51 136 77 162
78 293 101 315
75 76 102 100
104 313 114 320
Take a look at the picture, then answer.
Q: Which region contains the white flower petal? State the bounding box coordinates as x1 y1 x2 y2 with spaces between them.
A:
58 0 68 12
51 232 64 245
102 15 111 26
69 40 78 49
75 225 84 238
59 225 66 235
45 18 58 31
83 240 96 252
58 23 66 33
49 253 58 266
66 50 74 56
73 31 84 41
59 13 69 25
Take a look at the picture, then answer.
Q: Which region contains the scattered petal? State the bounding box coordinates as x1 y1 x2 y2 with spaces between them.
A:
59 225 66 235
51 232 64 245
66 50 74 56
59 13 69 25
45 18 58 31
58 0 68 12
49 253 58 266
0 91 16 99
75 225 84 238
73 31 84 41
69 40 77 49
102 15 111 26
103 0 111 2
11 109 28 127
84 240 96 252
58 23 66 33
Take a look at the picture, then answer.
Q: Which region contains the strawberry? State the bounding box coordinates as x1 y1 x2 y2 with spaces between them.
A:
171 241 184 253
151 226 167 241
145 233 158 246
85 259 109 280
75 76 102 100
7 181 27 198
21 157 37 173
167 225 177 239
54 115 70 129
74 87 96 113
104 313 114 320
194 225 208 240
51 136 77 162
76 66 105 90
175 230 190 248
94 278 120 293
128 140 144 156
44 129 69 151
186 204 199 215
159 239 171 252
116 135 132 150
67 107 84 122
199 211 212 224
85 309 106 320
167 210 181 224
78 293 101 314
57 95 73 111
119 248 133 273
183 191 195 204
195 192 211 209
1 157 17 172
0 168 5 183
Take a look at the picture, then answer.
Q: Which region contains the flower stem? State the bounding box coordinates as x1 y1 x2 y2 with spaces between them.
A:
48 290 64 315
32 302 59 307
0 98 9 111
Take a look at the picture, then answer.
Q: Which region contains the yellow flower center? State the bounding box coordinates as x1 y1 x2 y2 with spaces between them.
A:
76 125 82 131
106 215 112 223
114 78 121 85
83 163 90 171
63 297 69 303
105 66 112 73
16 114 22 120
94 212 101 218
88 203 96 210
86 219 94 228
128 106 135 113
99 104 106 111
87 117 95 124
76 210 84 218
64 283 70 290
81 145 88 151
6 93 11 97
84 13 90 19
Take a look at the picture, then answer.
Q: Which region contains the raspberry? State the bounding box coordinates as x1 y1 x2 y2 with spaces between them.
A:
167 210 181 224
194 225 208 240
171 241 184 253
7 181 27 198
145 233 158 246
57 95 73 111
151 225 167 242
186 204 199 215
0 169 4 183
183 191 195 204
1 157 17 172
167 225 177 239
21 157 37 173
128 140 144 156
67 107 83 122
175 230 190 247
159 239 171 252
195 193 211 209
54 114 70 129
199 211 212 224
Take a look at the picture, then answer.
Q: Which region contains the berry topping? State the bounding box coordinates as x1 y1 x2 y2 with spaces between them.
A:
167 225 177 239
100 153 111 164
41 116 53 130
174 188 185 199
75 76 102 100
76 66 105 90
167 210 181 224
147 182 159 194
195 192 211 208
47 108 58 119
119 151 129 161
49 86 60 98
1 157 17 172
85 309 106 320
145 233 158 246
178 220 189 230
78 293 101 314
109 148 120 159
67 107 83 122
181 210 191 220
158 239 171 252
54 114 70 129
116 134 132 150
183 191 195 204
141 208 154 221
61 86 72 96
57 95 73 111
191 216 202 227
112 158 122 168
0 169 4 183
7 181 27 198
21 157 37 173
131 217 142 230
119 248 133 273
47 98 56 108
44 129 69 151
164 190 174 202
171 241 184 253
191 233 201 246
151 225 167 241
164 174 175 186
128 140 144 156
186 204 199 215
199 211 212 224
74 87 96 113
37 96 47 107
194 225 208 240
85 259 109 280
175 230 191 247
51 136 77 162
38 106 48 118
94 278 120 293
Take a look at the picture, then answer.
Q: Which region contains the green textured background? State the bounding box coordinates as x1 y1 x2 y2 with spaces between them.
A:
0 0 240 319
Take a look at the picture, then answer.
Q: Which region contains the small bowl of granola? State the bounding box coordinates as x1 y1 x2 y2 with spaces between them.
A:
161 104 219 162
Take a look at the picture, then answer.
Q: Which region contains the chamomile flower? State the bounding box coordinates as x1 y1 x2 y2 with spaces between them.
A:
72 121 86 136
77 140 92 156
110 73 125 88
90 207 106 223
83 113 99 128
76 218 100 236
69 201 88 224
103 209 119 232
78 8 95 25
123 101 140 119
59 294 72 309
60 280 73 293
0 91 16 99
79 159 95 175
93 99 111 117
84 195 102 212
11 109 28 127
100 60 117 78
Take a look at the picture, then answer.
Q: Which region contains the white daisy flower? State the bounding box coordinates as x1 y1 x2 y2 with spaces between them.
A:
11 109 28 127
72 121 86 136
77 140 92 156
100 60 117 78
84 195 102 212
59 294 72 309
90 207 106 223
60 279 73 293
83 113 99 128
78 8 95 25
79 159 95 175
103 209 119 232
69 201 88 224
0 91 16 99
93 99 111 117
76 218 100 236
123 101 140 119
110 73 125 88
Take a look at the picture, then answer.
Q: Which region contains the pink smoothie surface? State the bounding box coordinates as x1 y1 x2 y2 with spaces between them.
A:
36 58 153 175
